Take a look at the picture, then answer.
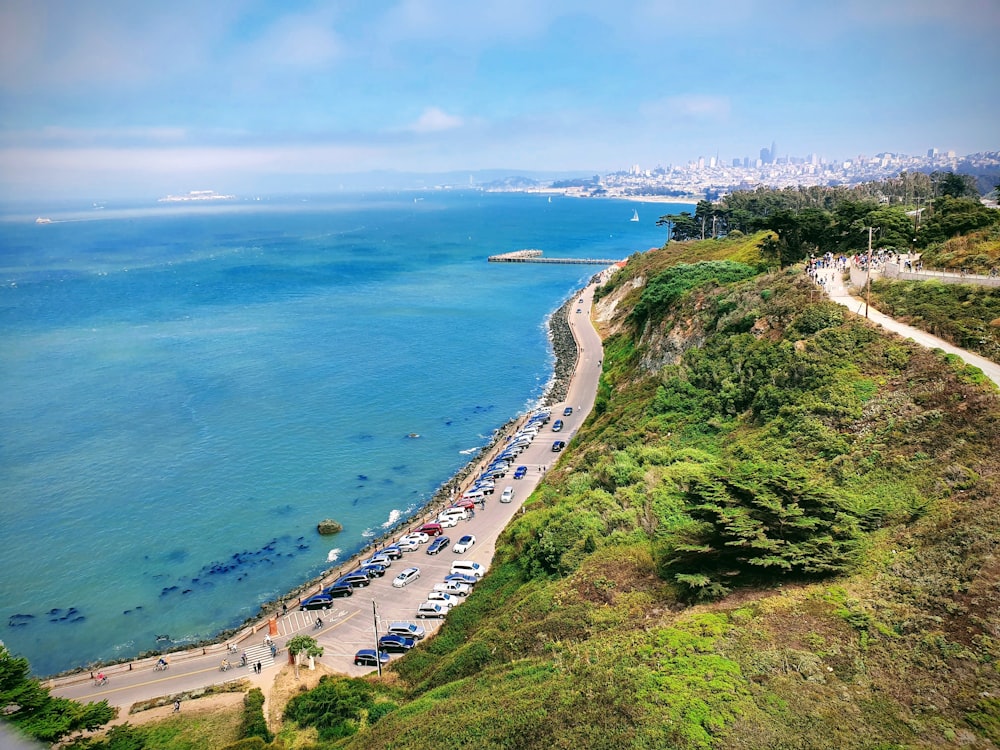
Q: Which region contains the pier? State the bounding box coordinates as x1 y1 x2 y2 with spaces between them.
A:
488 249 622 265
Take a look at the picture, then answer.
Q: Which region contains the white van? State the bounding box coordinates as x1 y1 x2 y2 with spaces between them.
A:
461 489 486 503
439 507 468 523
450 560 486 578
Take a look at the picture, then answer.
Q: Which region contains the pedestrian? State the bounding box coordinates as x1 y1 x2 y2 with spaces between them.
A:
256 661 262 674
282 602 287 615
241 651 247 666
173 699 180 713
270 643 276 658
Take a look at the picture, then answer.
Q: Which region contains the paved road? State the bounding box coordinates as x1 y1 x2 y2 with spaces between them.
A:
51 277 609 709
817 267 1000 388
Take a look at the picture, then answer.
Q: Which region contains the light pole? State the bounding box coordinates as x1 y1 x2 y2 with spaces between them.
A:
865 226 879 318
372 600 381 678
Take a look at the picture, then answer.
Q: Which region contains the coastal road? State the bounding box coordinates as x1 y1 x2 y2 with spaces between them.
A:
51 275 610 707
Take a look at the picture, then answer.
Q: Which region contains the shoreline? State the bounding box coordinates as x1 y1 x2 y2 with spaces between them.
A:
44 284 588 679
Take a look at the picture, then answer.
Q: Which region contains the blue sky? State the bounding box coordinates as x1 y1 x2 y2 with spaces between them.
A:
1 0 997 200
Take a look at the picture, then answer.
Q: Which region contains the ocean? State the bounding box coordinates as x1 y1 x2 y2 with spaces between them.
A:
0 191 677 675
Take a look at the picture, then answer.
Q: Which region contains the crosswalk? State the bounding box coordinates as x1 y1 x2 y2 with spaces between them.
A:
276 607 349 636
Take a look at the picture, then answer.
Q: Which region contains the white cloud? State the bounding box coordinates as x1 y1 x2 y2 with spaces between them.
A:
405 107 464 133
248 9 343 68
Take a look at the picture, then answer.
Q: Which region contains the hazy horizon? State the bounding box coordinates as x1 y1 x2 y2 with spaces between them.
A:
2 0 998 201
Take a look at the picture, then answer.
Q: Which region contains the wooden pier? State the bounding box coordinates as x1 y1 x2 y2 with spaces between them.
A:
488 250 622 265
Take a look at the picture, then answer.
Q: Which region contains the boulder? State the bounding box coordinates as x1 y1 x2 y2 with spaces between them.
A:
316 519 343 535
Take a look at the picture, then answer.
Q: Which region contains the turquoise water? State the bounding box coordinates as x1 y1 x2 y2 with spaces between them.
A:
0 192 675 675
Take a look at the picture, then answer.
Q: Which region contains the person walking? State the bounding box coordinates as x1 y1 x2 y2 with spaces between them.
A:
173 699 180 713
255 661 262 674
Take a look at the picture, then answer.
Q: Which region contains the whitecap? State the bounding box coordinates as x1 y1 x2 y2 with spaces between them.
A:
360 528 376 538
459 446 481 455
326 548 341 563
381 509 401 529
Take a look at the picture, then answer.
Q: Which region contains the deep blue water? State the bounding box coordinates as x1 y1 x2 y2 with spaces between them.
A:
0 191 676 675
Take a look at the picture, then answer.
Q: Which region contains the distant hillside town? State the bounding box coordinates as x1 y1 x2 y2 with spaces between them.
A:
485 148 1000 201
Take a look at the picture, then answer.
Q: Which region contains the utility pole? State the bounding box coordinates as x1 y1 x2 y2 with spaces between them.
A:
372 600 381 677
865 226 877 318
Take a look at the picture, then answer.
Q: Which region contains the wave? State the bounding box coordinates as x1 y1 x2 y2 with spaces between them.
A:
326 548 341 563
459 446 481 455
380 509 402 529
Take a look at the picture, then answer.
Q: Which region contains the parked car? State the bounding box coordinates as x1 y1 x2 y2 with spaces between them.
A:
387 621 426 640
552 440 566 452
452 499 476 511
437 514 459 528
416 522 443 536
563 406 573 416
514 466 528 479
322 584 356 598
363 553 392 568
335 573 371 588
552 419 564 432
393 567 420 587
453 534 476 553
379 546 404 560
395 538 419 552
426 536 451 555
444 573 478 587
354 649 390 667
427 591 458 608
378 634 416 652
450 560 486 578
400 531 429 545
416 601 448 619
300 594 337 611
501 486 514 503
438 507 468 523
433 581 472 597
359 563 387 577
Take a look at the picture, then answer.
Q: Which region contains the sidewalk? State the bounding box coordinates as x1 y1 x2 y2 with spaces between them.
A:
817 267 1000 388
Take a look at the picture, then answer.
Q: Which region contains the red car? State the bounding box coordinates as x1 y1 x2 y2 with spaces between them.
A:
416 522 443 536
452 499 476 511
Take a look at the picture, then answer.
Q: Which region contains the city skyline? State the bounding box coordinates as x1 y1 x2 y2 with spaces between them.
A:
1 0 998 201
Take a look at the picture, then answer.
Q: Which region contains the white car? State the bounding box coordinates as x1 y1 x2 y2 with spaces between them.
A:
426 591 458 608
395 538 420 552
400 532 429 545
416 601 447 619
500 486 514 503
453 534 476 553
433 581 471 597
392 567 420 587
436 514 459 528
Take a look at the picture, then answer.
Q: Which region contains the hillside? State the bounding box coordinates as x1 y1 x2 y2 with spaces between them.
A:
69 235 1000 750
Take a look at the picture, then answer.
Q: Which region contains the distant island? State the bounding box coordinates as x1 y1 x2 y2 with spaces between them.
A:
158 189 236 203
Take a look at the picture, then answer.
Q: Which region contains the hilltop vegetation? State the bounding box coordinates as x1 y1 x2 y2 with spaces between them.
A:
50 215 1000 750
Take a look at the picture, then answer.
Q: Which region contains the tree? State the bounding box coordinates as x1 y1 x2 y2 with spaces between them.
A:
933 171 979 199
0 644 115 743
757 208 833 266
286 635 324 677
657 211 700 241
664 462 859 600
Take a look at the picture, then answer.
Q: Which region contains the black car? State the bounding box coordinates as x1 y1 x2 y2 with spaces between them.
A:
380 545 404 559
300 594 337 611
354 649 390 667
426 536 450 555
563 406 573 416
552 440 566 452
321 584 354 598
378 634 416 652
359 563 387 577
335 573 371 588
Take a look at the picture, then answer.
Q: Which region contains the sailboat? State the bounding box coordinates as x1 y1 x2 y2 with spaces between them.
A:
630 209 639 222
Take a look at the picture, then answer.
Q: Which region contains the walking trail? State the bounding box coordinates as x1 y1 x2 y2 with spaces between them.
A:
815 266 1000 388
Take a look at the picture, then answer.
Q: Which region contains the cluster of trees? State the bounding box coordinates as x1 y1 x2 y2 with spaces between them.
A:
656 172 997 267
0 644 115 744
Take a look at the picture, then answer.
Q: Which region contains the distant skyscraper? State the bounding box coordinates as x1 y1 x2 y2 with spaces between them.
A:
770 141 777 163
927 147 938 157
760 146 771 164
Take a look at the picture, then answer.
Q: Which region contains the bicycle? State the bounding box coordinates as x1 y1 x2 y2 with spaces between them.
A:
93 675 109 687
